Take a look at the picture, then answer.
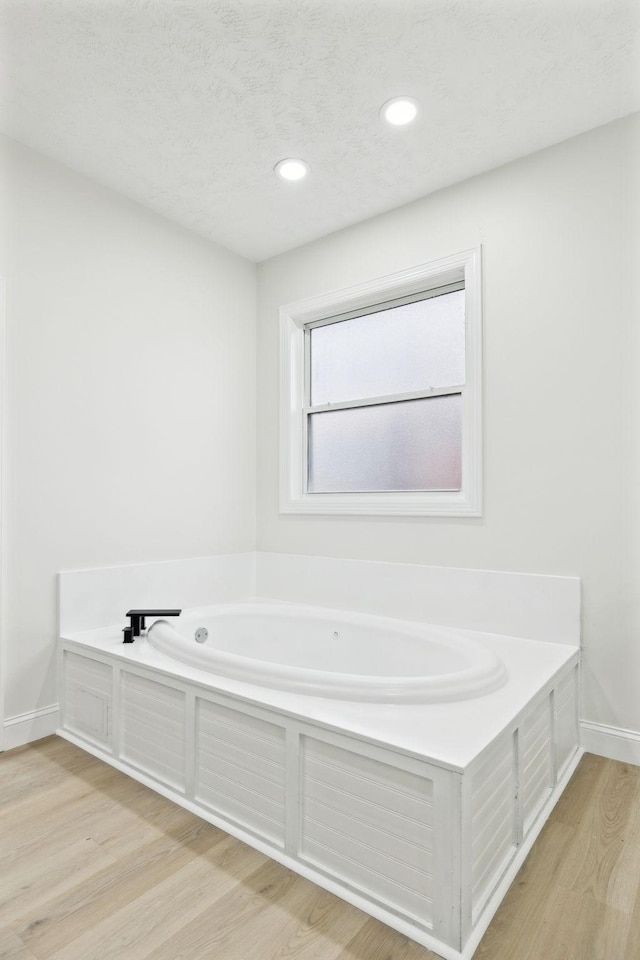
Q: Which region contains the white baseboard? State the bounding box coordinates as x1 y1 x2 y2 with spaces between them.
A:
3 704 59 751
580 720 640 766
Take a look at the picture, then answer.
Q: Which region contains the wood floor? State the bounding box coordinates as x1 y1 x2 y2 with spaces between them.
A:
1 738 638 960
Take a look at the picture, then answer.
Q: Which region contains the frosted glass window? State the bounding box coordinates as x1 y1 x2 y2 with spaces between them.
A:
279 247 481 516
310 289 464 405
308 395 462 493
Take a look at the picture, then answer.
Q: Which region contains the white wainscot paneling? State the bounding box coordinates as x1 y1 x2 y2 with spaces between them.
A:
521 696 553 834
196 698 286 845
300 736 435 927
470 732 516 920
58 637 581 960
555 666 579 776
120 671 186 791
62 651 112 748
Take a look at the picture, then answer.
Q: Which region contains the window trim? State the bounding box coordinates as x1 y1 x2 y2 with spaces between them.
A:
279 247 482 516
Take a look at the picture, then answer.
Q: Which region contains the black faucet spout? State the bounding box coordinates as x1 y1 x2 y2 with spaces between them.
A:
123 608 181 642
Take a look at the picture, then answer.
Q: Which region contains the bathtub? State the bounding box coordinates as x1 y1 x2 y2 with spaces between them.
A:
147 602 508 702
58 599 580 960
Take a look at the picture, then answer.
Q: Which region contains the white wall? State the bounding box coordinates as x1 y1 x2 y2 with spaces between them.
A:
2 115 638 757
257 114 640 743
0 135 257 726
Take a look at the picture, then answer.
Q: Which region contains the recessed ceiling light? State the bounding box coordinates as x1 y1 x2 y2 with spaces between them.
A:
380 97 420 126
275 158 310 181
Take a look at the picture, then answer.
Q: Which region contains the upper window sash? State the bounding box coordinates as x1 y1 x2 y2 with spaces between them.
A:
303 280 466 416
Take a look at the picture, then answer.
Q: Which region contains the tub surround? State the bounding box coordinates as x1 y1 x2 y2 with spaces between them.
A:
60 603 577 772
58 553 580 960
56 553 581 770
59 553 256 635
59 551 580 645
7 551 579 751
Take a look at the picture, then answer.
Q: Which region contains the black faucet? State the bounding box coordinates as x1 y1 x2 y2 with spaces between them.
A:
123 609 182 643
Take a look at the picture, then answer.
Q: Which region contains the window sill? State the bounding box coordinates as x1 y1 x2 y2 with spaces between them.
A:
279 489 482 517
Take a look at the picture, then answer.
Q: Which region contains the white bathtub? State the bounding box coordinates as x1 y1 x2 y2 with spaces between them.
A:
146 602 508 703
59 597 580 960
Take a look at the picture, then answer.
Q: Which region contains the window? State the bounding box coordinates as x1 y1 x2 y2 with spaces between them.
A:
280 247 482 516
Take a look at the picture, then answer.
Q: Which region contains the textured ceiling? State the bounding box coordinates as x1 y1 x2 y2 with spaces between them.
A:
1 0 639 262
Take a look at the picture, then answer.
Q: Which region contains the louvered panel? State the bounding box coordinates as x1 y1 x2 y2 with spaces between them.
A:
305 775 433 849
195 699 286 845
122 688 185 724
304 797 431 873
472 818 514 908
522 698 551 767
65 651 112 693
521 697 552 833
470 734 515 913
120 705 185 753
472 785 513 860
198 730 284 788
555 670 576 711
197 768 285 836
198 754 284 805
121 727 185 774
120 672 186 790
304 817 433 898
555 671 578 775
300 738 434 925
302 837 431 922
63 652 112 745
470 735 513 801
304 740 431 821
522 742 552 830
305 738 433 800
471 745 512 814
198 711 285 767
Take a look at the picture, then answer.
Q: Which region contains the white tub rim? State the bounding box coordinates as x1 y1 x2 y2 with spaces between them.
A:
146 600 508 704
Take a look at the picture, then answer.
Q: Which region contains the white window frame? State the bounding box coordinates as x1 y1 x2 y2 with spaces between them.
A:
279 247 482 516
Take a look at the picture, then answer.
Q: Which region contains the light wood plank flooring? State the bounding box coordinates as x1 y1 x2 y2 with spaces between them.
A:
1 738 639 959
